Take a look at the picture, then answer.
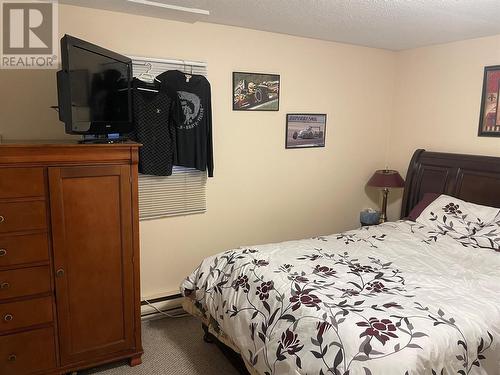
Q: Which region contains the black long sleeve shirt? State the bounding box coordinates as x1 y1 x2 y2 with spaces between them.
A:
130 78 179 176
157 70 214 177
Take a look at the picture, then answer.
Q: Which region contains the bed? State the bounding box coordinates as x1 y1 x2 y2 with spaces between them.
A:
181 149 500 375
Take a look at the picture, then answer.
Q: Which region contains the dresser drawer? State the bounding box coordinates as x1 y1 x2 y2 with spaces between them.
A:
0 201 46 234
0 327 56 374
0 168 45 199
0 266 51 300
0 233 49 267
0 296 53 333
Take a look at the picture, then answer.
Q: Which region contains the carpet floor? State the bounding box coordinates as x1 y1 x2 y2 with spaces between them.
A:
81 316 240 375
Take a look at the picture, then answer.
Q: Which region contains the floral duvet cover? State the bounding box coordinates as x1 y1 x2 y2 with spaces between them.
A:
181 220 500 375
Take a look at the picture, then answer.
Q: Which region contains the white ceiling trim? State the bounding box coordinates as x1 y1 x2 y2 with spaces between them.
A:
126 0 210 16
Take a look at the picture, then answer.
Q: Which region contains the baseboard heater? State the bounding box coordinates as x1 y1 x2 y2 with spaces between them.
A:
140 292 185 319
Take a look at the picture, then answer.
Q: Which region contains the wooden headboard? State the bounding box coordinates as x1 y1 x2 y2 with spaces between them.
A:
401 149 500 218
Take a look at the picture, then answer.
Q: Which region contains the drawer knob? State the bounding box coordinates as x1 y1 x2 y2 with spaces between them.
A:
0 249 6 257
0 216 4 223
8 354 16 362
0 282 9 290
3 314 13 322
56 268 65 278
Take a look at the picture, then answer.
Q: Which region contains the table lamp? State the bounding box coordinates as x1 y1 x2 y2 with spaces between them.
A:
367 169 405 223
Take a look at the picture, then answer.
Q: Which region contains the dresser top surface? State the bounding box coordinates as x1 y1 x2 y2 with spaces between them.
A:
0 140 140 165
0 140 140 148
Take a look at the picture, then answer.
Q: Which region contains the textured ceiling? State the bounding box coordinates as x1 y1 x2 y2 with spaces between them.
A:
60 0 500 50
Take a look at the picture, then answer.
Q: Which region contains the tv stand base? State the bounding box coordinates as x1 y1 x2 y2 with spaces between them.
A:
79 134 130 144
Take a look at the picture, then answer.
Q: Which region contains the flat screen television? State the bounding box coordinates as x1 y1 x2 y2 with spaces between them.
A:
57 35 133 139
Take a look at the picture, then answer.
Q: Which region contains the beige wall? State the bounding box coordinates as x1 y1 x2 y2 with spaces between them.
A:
386 35 500 219
0 5 395 298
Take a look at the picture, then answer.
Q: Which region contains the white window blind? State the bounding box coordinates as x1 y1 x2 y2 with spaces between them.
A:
130 56 208 220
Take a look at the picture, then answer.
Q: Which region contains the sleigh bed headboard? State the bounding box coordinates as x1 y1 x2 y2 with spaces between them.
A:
401 149 500 218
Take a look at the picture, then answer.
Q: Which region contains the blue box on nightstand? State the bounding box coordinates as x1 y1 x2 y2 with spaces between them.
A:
360 209 380 226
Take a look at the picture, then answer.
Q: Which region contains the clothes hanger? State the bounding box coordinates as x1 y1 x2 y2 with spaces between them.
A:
138 62 162 83
137 62 155 82
182 60 192 83
136 62 160 92
136 86 159 93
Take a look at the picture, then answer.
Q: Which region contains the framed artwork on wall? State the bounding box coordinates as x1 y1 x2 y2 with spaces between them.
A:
478 65 500 137
233 72 280 111
285 113 327 149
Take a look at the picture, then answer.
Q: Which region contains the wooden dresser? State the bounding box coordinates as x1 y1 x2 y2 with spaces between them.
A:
0 142 142 374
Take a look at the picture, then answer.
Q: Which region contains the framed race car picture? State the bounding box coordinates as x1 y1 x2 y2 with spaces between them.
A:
285 113 327 149
233 72 280 111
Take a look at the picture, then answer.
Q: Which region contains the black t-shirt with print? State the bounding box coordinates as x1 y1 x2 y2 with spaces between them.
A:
157 70 214 177
130 78 179 176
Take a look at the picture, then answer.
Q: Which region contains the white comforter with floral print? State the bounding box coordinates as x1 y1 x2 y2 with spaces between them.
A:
181 217 500 375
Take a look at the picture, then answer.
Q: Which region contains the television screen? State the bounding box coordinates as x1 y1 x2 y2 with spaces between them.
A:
57 35 132 136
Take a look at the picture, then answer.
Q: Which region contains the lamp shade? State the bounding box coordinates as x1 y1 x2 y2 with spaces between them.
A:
367 169 405 188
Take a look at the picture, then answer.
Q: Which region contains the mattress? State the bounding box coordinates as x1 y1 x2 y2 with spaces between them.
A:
181 220 500 374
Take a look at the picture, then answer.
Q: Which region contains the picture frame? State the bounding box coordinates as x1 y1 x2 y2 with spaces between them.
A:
478 65 500 137
233 72 280 111
285 113 327 149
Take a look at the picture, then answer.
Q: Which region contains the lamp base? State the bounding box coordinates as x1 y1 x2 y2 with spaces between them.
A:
379 188 389 223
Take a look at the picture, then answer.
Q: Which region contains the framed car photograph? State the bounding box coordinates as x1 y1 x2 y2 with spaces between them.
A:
286 113 327 149
478 65 500 137
233 72 280 111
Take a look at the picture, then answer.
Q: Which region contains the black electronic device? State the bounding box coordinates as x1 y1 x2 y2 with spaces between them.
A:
56 34 133 141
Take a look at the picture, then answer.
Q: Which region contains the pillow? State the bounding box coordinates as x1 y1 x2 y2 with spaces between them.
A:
416 195 500 238
407 193 441 221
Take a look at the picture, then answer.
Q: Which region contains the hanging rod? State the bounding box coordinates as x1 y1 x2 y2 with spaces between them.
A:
128 55 207 68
